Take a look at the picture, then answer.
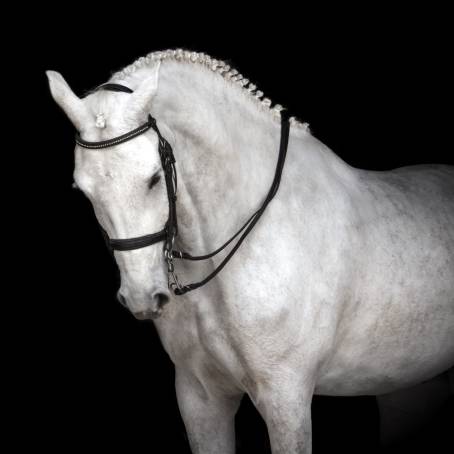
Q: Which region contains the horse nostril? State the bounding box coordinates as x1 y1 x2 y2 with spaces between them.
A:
117 291 128 308
155 292 170 308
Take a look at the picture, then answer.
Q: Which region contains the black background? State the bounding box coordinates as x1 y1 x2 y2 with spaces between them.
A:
25 10 453 453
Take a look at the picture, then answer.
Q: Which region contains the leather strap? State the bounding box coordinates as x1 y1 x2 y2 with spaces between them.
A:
109 230 168 251
97 83 134 94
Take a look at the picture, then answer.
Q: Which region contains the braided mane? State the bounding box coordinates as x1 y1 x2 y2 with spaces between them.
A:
111 49 308 130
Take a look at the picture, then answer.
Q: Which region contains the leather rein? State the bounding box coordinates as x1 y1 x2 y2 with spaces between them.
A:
75 83 291 296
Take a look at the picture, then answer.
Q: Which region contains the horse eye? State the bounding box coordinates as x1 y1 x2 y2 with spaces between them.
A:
148 172 161 189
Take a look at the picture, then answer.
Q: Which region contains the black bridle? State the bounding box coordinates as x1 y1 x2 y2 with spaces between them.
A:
75 83 290 296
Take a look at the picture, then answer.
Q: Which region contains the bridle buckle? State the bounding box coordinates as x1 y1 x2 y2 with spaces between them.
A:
164 243 182 292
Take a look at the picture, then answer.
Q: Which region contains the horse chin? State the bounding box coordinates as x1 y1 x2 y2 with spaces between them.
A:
130 287 171 320
132 308 162 320
132 305 166 320
150 307 165 319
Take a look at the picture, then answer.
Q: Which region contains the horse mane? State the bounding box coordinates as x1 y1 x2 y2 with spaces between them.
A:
110 49 309 131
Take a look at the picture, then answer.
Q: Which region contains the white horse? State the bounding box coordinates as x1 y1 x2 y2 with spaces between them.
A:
47 49 454 453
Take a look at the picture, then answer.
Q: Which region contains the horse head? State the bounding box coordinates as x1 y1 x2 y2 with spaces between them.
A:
47 62 174 319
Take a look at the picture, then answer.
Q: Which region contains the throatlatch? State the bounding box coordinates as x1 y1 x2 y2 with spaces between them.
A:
75 83 290 295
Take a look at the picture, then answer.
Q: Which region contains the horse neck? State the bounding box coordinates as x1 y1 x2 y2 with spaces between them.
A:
145 62 285 253
118 61 357 269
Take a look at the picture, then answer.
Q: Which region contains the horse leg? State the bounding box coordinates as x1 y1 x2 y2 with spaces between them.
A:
252 378 314 454
175 368 242 454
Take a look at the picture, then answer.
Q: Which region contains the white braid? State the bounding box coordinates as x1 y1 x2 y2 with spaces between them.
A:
112 49 307 127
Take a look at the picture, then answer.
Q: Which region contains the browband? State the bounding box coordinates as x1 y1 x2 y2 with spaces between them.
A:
75 115 155 149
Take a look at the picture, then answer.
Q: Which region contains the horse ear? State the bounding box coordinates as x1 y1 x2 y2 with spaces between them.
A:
46 71 87 131
130 60 161 116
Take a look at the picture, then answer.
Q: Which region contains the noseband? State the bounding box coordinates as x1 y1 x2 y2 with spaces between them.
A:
75 83 290 296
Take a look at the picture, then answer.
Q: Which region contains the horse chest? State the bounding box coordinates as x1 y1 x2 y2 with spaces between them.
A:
157 299 247 382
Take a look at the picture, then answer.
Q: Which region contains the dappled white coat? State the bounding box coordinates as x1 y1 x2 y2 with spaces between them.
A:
48 49 454 454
